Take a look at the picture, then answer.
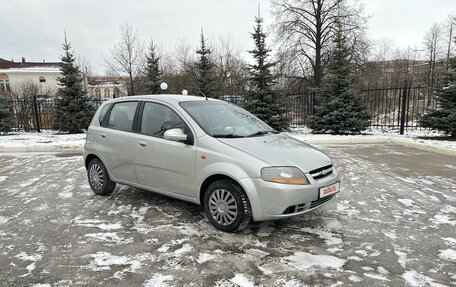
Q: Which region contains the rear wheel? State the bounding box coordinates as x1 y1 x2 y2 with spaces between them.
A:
87 158 116 195
204 179 252 232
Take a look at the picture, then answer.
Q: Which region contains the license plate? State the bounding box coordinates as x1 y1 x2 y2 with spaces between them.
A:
319 182 340 198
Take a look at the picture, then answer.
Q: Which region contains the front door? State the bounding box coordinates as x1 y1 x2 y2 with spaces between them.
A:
134 101 197 197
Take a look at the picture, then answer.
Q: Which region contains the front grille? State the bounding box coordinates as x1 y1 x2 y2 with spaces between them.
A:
310 194 335 209
310 165 333 180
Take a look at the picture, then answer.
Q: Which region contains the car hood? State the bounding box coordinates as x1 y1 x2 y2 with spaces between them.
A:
217 133 332 173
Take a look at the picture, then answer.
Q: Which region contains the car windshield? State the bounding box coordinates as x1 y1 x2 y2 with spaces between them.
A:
180 101 276 138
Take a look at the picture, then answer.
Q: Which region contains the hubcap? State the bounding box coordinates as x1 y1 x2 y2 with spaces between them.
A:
89 163 104 190
209 189 238 226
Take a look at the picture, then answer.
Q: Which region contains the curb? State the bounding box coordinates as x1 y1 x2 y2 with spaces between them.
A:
0 136 455 156
286 134 456 156
390 138 456 156
0 143 84 153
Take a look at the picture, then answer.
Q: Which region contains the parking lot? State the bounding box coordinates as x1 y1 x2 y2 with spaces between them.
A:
0 144 455 286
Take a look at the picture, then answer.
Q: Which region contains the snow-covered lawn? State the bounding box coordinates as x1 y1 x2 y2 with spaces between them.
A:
286 127 456 152
1 128 455 154
0 130 85 152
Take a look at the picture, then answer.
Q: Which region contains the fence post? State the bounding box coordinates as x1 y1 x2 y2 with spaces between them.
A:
400 81 408 135
32 95 41 133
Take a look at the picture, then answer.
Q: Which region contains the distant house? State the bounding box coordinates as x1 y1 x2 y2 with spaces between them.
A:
87 76 127 100
0 57 64 98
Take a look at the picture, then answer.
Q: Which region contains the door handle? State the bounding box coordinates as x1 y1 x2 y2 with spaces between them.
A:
138 141 147 147
100 133 106 138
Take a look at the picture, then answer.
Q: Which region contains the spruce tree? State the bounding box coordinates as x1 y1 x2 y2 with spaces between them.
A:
0 100 14 133
144 41 162 94
194 31 216 98
245 16 288 131
53 33 95 133
419 57 456 136
308 23 370 134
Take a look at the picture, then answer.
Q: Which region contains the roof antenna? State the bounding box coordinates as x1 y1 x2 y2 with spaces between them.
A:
181 68 208 100
199 27 208 101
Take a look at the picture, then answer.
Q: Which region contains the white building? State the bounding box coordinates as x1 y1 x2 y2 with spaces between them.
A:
0 58 64 98
0 66 61 97
87 77 128 100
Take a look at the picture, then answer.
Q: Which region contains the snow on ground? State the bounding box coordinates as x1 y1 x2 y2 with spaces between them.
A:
1 128 455 154
0 144 455 286
286 127 456 151
0 130 85 151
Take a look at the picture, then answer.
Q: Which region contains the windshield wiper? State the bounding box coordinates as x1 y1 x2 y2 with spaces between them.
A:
246 130 277 137
212 134 245 138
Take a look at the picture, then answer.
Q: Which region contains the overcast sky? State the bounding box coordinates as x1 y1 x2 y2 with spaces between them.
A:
1 0 454 75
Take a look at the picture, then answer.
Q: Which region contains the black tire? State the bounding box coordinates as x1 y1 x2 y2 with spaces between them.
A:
87 158 116 195
204 179 252 232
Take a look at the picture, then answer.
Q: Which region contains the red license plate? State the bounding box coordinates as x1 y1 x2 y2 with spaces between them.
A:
319 182 340 198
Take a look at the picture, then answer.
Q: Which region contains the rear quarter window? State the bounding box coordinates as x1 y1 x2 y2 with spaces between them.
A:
98 104 111 126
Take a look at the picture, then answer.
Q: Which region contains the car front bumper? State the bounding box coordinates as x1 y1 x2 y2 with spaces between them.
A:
238 170 340 221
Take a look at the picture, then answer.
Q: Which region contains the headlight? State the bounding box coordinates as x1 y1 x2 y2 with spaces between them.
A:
261 167 309 185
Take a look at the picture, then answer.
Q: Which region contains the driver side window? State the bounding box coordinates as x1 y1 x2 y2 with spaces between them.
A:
141 102 185 138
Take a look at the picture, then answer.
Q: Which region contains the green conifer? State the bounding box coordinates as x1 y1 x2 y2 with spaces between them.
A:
194 31 217 98
245 16 288 131
419 57 456 136
308 22 370 134
53 33 94 133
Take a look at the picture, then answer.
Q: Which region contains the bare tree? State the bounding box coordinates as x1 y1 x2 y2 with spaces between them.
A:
212 35 248 95
423 23 444 84
9 80 52 131
104 22 144 95
372 37 396 61
76 54 93 76
272 0 369 87
443 13 456 67
160 38 197 94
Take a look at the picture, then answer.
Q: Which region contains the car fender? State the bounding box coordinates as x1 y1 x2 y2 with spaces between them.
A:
196 162 261 219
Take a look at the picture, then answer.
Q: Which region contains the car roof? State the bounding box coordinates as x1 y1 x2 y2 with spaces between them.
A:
108 94 223 104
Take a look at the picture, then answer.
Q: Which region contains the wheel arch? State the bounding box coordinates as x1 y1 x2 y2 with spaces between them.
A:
85 154 100 169
199 174 241 206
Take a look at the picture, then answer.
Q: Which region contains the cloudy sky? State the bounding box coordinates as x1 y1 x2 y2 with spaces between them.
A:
1 0 454 74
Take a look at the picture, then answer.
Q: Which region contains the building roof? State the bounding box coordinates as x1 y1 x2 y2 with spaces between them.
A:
0 66 61 74
0 58 61 69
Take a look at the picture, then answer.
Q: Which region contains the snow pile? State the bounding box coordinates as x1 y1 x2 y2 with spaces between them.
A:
283 252 346 270
439 249 456 262
286 130 456 155
143 274 174 287
230 273 256 287
0 131 85 151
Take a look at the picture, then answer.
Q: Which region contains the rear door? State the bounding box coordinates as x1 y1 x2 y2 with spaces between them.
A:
134 101 197 197
96 101 139 183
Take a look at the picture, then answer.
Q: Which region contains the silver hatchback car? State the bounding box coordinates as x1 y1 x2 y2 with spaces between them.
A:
84 95 340 232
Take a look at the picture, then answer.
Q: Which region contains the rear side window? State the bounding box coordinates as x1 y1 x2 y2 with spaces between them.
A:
107 101 138 132
98 104 111 125
141 102 185 137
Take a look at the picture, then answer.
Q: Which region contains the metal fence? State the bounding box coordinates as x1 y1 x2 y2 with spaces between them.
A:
2 84 437 133
2 97 104 132
222 84 437 133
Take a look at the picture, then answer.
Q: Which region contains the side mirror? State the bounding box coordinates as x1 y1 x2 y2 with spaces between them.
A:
164 128 187 142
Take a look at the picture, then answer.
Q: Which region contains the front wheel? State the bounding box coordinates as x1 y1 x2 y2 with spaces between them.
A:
204 179 252 232
87 158 116 195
